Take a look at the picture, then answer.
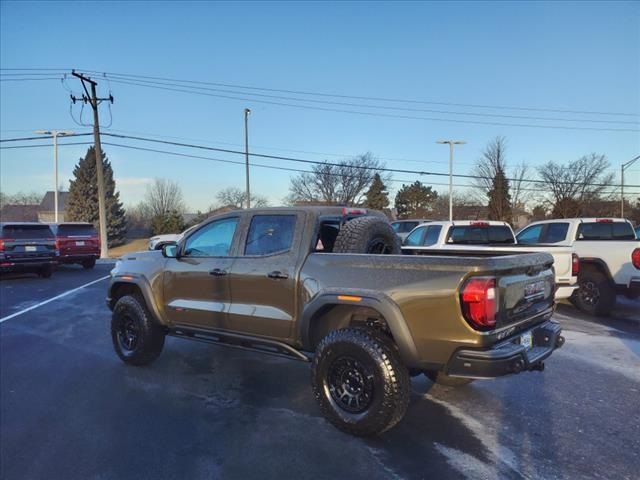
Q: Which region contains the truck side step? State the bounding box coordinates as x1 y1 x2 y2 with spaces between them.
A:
168 326 311 362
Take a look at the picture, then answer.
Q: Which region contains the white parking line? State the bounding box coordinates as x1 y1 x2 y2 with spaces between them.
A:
0 275 110 323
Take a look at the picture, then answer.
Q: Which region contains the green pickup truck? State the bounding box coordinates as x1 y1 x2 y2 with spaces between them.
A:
107 207 564 436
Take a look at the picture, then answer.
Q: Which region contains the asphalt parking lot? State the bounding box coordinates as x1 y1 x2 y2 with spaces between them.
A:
1 264 639 480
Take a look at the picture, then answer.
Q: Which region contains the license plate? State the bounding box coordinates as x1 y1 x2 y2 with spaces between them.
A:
524 280 545 298
76 241 85 246
520 331 533 350
25 246 36 252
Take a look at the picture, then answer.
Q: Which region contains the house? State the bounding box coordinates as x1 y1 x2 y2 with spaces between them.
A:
0 204 40 222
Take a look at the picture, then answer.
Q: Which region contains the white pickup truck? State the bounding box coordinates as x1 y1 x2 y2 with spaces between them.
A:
402 220 579 299
516 218 640 315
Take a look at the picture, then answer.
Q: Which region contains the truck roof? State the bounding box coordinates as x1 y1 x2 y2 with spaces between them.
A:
421 220 511 227
526 218 631 225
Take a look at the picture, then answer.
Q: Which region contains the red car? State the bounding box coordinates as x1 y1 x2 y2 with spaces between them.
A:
50 222 100 269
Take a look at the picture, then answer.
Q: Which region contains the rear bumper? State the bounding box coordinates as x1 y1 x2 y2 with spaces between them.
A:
58 253 100 264
0 259 56 273
556 284 578 299
444 320 564 379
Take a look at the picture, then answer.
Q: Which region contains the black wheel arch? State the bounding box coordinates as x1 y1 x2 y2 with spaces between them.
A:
109 278 165 326
300 291 420 367
579 258 615 285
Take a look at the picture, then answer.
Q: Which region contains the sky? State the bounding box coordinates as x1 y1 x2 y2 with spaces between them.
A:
1 0 639 211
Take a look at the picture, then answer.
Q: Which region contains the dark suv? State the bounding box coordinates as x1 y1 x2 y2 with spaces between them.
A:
50 222 100 269
0 223 58 277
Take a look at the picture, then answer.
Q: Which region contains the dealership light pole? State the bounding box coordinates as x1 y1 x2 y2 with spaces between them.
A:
437 140 466 221
621 154 640 217
244 108 251 209
34 130 75 222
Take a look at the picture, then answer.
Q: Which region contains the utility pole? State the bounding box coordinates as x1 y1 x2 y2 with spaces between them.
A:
34 130 74 222
621 155 640 217
71 70 113 259
437 140 466 221
244 108 251 209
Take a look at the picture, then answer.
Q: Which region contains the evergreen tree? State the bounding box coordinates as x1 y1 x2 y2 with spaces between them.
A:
364 173 390 210
151 210 185 235
487 165 512 222
66 147 127 246
394 181 438 219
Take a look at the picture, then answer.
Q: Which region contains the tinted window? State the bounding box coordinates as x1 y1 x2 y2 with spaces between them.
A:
447 225 515 244
245 215 296 256
543 223 569 243
57 224 97 236
577 222 636 241
1 224 54 239
392 221 419 233
404 226 426 246
423 225 442 246
517 225 543 244
184 217 238 257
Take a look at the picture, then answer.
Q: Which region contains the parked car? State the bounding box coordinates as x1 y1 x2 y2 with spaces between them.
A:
516 218 640 315
49 222 100 269
108 207 563 436
636 225 640 239
0 222 57 278
390 219 431 242
401 220 579 299
148 224 199 251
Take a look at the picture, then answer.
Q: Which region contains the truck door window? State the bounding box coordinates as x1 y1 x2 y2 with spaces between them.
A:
404 226 425 246
245 215 297 256
423 225 442 246
184 217 239 257
543 223 569 243
516 225 543 244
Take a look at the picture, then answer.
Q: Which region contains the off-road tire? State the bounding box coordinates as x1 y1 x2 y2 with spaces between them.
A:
111 295 165 366
570 267 616 316
333 216 401 255
311 327 410 436
82 259 96 269
424 370 474 387
38 265 53 278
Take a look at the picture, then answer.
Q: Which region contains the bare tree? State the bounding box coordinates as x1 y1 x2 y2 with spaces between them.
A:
288 153 388 205
510 161 532 210
143 178 185 218
2 191 43 206
472 136 508 202
537 153 615 218
216 187 268 209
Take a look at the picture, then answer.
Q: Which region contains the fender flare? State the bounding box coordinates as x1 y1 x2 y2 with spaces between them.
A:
299 290 420 366
109 275 166 325
579 258 615 285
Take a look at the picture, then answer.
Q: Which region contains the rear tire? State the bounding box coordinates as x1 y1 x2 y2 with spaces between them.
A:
424 370 474 387
333 216 401 255
38 265 53 278
111 295 165 366
82 259 96 269
571 268 616 316
311 327 410 436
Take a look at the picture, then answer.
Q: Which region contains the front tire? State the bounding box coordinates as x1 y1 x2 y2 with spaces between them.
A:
111 295 165 366
311 328 410 436
571 268 616 316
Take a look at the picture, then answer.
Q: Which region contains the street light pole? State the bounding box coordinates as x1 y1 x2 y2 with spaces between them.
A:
35 130 74 222
244 108 251 209
621 155 640 217
437 140 466 221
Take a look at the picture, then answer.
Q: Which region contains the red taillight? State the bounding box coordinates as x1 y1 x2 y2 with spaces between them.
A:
55 238 62 249
632 249 640 269
596 218 613 223
572 253 580 276
342 207 367 216
0 239 4 252
470 222 489 227
460 277 497 330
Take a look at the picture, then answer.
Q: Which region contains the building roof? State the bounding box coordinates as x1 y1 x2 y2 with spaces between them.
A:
39 191 69 212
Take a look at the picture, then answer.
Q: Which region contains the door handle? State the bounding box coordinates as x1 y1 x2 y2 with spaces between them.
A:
209 268 228 277
267 270 289 280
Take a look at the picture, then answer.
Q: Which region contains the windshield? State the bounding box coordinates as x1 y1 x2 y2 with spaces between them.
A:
392 221 420 233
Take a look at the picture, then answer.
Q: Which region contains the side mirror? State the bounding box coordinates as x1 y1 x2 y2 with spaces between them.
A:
162 243 178 258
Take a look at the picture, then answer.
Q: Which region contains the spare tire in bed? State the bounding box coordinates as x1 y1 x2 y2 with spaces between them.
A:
333 216 401 254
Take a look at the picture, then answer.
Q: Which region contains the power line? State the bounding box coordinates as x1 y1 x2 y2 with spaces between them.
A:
78 69 639 118
86 73 639 126
103 77 640 133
